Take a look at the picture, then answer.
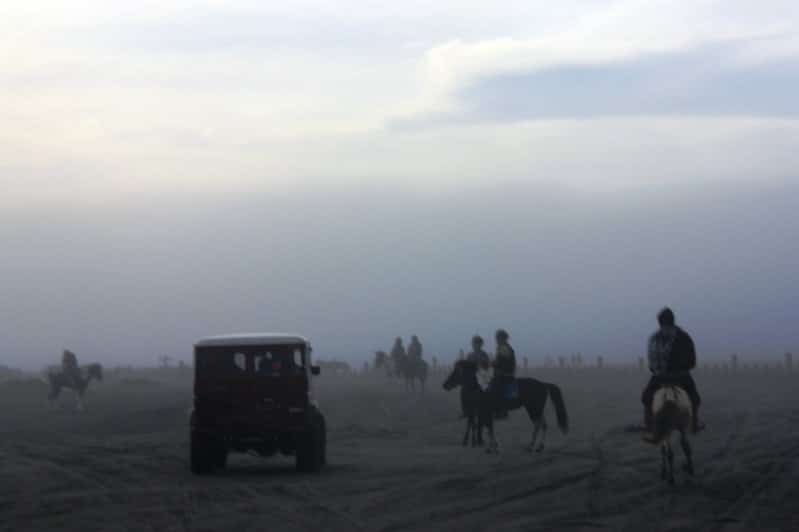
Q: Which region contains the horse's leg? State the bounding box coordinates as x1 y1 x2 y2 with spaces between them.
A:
462 416 472 446
536 414 548 453
667 441 675 485
680 431 694 476
486 411 499 454
476 410 484 446
48 385 58 409
528 420 540 453
76 388 85 411
660 444 668 481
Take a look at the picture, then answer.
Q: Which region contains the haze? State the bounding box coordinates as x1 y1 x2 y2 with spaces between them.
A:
1 1 797 368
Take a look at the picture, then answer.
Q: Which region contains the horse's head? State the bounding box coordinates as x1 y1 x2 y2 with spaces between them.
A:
442 360 476 391
87 363 103 382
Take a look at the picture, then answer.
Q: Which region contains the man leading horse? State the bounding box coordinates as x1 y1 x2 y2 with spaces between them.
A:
642 307 704 437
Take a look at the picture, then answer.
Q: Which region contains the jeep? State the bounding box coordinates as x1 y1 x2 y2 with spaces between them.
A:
190 333 326 474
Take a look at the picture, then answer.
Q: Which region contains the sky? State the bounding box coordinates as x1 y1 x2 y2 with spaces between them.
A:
1 1 797 368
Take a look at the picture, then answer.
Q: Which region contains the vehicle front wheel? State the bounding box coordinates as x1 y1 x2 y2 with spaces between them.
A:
190 431 214 475
295 428 323 473
212 443 228 470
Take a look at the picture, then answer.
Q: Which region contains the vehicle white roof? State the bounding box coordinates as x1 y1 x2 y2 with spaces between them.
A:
194 333 310 348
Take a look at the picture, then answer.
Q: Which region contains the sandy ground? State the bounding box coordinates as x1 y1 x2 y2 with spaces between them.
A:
1 367 797 532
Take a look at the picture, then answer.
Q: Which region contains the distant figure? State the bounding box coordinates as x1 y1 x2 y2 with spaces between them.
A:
491 329 517 419
62 349 80 387
49 351 103 410
408 335 423 361
394 336 428 392
390 337 406 376
642 308 703 435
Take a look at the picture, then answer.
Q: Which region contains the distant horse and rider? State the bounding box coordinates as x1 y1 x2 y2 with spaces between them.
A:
381 336 429 392
46 349 103 410
443 330 569 453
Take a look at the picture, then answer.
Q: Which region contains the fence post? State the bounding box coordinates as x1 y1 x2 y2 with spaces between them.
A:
731 353 739 372
786 352 793 371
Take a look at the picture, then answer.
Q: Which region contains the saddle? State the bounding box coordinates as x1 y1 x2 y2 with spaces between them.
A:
504 380 519 400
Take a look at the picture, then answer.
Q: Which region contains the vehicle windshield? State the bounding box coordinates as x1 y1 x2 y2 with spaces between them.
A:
195 345 306 377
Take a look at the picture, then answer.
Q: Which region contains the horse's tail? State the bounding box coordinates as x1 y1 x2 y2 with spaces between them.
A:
547 383 569 434
649 401 682 445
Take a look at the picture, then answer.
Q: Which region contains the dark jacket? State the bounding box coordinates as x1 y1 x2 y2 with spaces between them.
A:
667 327 696 372
493 344 516 376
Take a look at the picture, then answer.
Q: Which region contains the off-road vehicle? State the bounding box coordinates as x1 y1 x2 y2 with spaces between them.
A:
190 333 326 474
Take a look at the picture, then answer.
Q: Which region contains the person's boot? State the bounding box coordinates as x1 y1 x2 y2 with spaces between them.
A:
640 406 655 439
692 406 705 433
643 406 653 432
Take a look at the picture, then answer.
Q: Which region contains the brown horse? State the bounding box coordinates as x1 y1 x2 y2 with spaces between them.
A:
47 363 103 410
643 385 695 484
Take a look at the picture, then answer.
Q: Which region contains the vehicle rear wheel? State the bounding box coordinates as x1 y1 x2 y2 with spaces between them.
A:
190 431 214 475
319 415 327 466
212 443 228 469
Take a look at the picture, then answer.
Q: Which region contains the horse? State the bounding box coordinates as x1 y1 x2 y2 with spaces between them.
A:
443 360 569 453
442 360 491 447
643 385 694 484
399 355 428 392
46 363 103 410
374 351 390 377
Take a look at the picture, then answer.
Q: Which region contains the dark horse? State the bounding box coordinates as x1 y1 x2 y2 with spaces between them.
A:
47 363 103 409
443 360 569 453
399 355 428 392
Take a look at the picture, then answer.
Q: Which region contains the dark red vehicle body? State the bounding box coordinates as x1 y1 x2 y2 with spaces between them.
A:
190 334 326 474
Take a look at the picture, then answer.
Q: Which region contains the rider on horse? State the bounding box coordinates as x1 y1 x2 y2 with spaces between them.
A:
62 349 80 387
491 329 517 419
466 335 491 370
642 308 703 435
390 337 406 375
408 335 423 362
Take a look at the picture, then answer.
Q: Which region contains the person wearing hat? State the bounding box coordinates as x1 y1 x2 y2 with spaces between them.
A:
642 307 703 434
491 329 516 419
466 335 491 370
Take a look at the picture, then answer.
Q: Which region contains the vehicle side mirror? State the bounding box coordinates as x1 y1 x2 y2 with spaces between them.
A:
311 365 321 376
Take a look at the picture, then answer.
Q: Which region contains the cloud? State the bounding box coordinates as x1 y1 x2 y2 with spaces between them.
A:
391 0 799 125
393 39 799 127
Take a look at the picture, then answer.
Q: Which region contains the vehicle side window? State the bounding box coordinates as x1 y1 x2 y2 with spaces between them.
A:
255 352 277 375
233 352 246 371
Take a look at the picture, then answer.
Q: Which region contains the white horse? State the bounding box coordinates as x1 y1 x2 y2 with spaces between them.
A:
644 385 695 484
